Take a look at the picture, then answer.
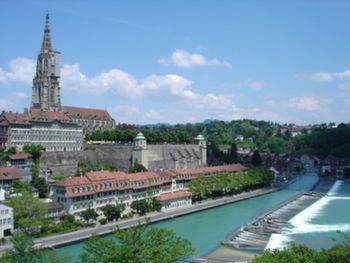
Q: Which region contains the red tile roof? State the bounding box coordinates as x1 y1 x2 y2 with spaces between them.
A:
8 152 33 161
156 190 192 202
53 164 248 197
62 106 113 120
0 166 22 180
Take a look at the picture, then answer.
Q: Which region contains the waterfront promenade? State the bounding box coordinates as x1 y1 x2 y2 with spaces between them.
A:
0 186 280 254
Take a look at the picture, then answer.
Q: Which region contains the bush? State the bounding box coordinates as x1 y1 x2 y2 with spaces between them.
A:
99 218 107 225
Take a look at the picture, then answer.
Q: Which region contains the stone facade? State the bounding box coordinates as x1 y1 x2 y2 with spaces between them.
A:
0 110 83 152
31 14 61 112
132 133 207 170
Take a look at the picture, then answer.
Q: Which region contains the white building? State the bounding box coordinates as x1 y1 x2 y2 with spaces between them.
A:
0 204 13 238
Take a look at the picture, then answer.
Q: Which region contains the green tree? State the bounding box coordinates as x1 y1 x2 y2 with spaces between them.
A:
23 144 44 161
80 208 98 224
130 199 148 215
129 161 147 173
102 204 124 222
252 243 320 263
8 231 61 263
251 150 262 166
9 191 48 233
30 163 49 198
79 223 195 263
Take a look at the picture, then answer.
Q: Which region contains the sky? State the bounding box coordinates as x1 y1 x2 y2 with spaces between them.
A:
0 0 350 125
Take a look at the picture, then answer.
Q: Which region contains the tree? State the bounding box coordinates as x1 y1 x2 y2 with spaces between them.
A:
79 223 195 263
252 243 320 263
8 231 61 263
30 163 50 198
102 204 123 222
253 232 350 263
251 150 262 166
80 208 98 224
9 191 48 233
23 144 44 161
130 199 148 215
129 161 147 173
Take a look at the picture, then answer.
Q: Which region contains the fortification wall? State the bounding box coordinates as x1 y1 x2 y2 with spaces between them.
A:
147 144 202 170
40 144 204 177
40 144 133 176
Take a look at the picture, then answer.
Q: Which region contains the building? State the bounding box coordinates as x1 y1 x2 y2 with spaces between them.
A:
132 133 207 170
0 166 22 193
31 14 115 132
0 14 114 152
0 109 83 152
51 164 248 217
156 190 192 211
0 204 13 238
7 152 34 183
62 106 115 133
31 13 61 112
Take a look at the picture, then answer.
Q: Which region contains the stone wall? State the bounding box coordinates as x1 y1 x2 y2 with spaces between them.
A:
40 144 204 177
147 144 202 170
40 144 133 176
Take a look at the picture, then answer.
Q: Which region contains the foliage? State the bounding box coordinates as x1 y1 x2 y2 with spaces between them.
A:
251 150 262 166
80 208 98 224
189 167 274 202
79 223 195 263
129 161 147 173
293 124 350 158
102 203 125 222
253 232 350 263
7 231 61 263
12 180 32 193
130 199 149 215
37 214 86 237
130 197 162 215
102 163 118 172
23 144 44 161
9 191 48 233
30 163 49 198
0 146 16 161
252 243 320 263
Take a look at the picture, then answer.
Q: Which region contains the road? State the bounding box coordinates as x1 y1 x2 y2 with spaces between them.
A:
0 187 279 253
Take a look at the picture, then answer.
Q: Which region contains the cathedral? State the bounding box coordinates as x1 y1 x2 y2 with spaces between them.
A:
0 14 115 151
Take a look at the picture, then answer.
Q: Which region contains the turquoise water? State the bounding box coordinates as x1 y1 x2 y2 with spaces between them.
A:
56 172 318 262
267 180 350 251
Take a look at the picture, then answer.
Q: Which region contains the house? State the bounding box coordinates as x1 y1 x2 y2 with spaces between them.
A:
7 152 34 183
51 164 248 218
0 203 13 238
0 166 22 193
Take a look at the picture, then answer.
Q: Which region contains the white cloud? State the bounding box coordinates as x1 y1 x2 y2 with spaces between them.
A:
0 92 27 112
338 83 350 91
310 69 350 82
233 80 268 90
158 49 231 69
0 58 36 85
288 96 321 111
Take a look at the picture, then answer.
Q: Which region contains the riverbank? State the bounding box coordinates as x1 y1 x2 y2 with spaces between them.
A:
0 185 283 254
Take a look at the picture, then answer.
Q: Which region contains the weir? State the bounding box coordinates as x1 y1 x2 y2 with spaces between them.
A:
221 192 322 251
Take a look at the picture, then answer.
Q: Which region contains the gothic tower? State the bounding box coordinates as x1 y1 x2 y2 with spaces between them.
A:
31 13 61 111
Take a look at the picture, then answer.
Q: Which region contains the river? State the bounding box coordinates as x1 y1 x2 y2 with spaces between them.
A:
56 171 318 262
266 179 350 251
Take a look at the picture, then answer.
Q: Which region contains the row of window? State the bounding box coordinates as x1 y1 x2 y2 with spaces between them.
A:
0 218 11 225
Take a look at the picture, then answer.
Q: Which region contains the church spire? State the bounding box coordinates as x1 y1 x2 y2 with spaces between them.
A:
32 13 61 112
41 12 53 52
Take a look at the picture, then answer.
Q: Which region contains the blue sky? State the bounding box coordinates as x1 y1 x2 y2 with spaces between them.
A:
1 0 350 125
